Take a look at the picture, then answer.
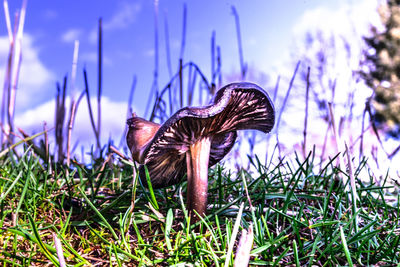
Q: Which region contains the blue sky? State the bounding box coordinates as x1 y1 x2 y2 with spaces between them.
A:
1 0 366 112
1 0 386 161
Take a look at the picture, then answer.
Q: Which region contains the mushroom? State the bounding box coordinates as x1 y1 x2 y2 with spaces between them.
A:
127 82 275 219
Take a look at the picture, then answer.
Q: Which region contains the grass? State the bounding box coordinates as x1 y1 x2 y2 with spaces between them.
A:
1 1 399 266
0 147 399 266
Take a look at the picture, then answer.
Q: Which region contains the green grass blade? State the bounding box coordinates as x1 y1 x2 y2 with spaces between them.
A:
340 226 354 267
165 208 174 252
77 186 119 240
143 165 159 210
27 214 59 266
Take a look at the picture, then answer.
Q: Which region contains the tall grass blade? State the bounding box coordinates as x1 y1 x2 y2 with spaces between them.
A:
340 226 354 267
224 202 244 267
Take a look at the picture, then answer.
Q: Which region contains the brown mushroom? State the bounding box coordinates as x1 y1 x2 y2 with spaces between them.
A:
127 82 275 219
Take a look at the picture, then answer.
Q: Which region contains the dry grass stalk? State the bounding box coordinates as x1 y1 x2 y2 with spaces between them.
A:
144 0 160 118
83 68 100 150
8 0 27 143
211 30 216 85
179 59 183 108
95 152 112 181
164 11 173 78
216 46 222 89
55 76 67 162
345 143 359 227
231 5 246 79
275 61 300 159
302 67 310 158
234 225 254 267
3 0 12 40
1 2 16 145
66 40 80 167
118 75 137 147
179 3 187 61
224 203 244 267
359 102 368 161
1 0 12 147
328 102 348 190
97 17 102 152
43 122 49 161
53 233 66 267
110 145 129 160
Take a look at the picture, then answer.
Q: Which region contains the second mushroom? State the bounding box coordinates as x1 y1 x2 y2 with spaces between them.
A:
127 82 275 219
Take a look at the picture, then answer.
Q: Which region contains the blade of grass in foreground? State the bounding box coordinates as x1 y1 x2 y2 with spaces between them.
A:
28 214 60 266
165 208 174 252
77 186 119 240
224 202 244 267
144 165 159 210
340 226 354 267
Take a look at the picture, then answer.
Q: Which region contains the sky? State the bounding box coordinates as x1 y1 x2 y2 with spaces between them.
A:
2 0 394 172
1 0 358 110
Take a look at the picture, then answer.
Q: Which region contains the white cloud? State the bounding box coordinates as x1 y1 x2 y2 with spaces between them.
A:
292 0 381 39
61 28 82 43
281 0 380 131
0 34 55 110
88 2 141 43
81 51 112 66
103 2 141 31
15 96 130 159
270 0 400 179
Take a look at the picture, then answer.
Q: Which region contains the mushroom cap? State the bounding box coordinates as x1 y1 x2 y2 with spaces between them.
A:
134 82 275 188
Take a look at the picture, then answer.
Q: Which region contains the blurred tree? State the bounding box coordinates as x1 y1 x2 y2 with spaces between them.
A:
362 0 400 137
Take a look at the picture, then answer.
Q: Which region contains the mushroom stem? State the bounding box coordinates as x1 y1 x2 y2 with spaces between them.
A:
186 136 212 220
